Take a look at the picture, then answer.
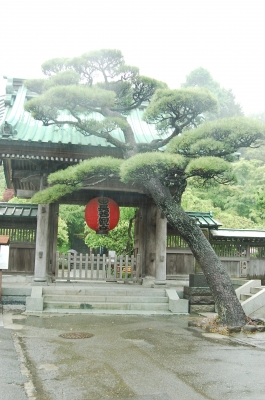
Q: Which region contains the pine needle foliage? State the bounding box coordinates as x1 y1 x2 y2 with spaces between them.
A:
185 156 235 184
31 184 80 203
32 157 123 204
143 87 218 134
120 152 187 183
167 117 265 158
48 157 123 185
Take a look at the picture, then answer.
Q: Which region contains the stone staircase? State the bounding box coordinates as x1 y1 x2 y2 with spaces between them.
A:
236 280 265 316
26 285 189 315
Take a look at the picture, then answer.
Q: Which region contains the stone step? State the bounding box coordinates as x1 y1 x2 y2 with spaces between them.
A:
190 304 215 313
41 308 173 315
241 287 265 315
43 295 168 303
240 293 253 301
42 288 166 297
250 286 265 294
43 300 169 311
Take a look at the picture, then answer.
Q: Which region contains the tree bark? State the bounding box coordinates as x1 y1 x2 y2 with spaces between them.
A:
144 177 247 326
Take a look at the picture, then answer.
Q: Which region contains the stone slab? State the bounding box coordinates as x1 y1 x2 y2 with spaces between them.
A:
184 287 212 296
189 274 209 287
1 296 26 304
189 296 215 305
26 297 44 312
190 304 215 313
166 289 189 313
2 287 32 296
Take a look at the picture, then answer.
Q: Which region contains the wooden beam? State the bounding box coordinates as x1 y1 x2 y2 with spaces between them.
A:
13 170 41 178
17 189 37 198
3 159 13 189
0 141 123 161
81 179 148 194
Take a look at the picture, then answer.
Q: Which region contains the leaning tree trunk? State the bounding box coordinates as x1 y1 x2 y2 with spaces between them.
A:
144 177 247 327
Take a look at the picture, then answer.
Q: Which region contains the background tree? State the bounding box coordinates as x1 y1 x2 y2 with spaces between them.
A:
240 112 265 163
85 207 135 255
182 67 243 120
1 188 14 202
185 158 265 227
59 205 86 251
24 49 265 326
181 187 258 229
57 217 69 251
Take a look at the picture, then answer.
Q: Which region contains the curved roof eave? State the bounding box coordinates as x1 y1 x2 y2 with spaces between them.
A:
0 84 168 149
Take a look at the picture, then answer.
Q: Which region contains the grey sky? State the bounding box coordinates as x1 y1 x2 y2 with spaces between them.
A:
1 0 264 114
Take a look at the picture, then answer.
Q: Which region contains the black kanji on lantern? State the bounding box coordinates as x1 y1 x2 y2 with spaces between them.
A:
98 197 110 232
85 197 120 235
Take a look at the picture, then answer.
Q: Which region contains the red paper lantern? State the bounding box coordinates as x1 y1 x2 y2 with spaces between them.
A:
85 197 120 234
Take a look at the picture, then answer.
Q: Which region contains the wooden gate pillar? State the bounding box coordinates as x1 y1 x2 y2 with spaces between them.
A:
135 206 147 276
34 204 58 282
145 204 157 277
155 208 167 284
48 203 59 276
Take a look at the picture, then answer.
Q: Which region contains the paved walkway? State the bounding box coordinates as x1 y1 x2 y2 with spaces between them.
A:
2 275 265 399
0 306 28 400
1 307 265 400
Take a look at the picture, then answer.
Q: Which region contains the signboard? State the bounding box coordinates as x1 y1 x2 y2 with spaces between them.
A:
0 245 9 269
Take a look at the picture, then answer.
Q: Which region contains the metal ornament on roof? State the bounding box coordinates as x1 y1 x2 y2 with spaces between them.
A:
85 197 120 235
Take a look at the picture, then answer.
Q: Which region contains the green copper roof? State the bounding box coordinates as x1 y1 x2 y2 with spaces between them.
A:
187 211 222 228
0 81 164 148
0 95 5 122
211 229 265 239
0 202 38 218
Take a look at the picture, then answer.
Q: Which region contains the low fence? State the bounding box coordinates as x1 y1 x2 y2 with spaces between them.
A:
220 258 265 279
55 252 141 283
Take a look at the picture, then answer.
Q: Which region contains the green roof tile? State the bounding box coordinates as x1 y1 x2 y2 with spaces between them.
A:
0 84 165 148
0 203 38 218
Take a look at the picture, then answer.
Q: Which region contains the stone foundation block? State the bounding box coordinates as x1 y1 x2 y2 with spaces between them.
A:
190 304 215 313
256 326 265 332
243 325 257 333
184 287 212 297
166 289 189 313
26 286 43 312
189 274 209 287
26 297 43 312
227 326 242 334
189 296 215 305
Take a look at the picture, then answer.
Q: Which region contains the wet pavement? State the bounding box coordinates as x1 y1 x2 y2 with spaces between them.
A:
0 318 28 400
1 306 265 400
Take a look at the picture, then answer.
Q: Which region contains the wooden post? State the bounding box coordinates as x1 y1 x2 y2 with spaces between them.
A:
48 203 59 276
145 204 157 277
34 204 51 282
155 207 167 285
0 237 10 297
135 206 147 276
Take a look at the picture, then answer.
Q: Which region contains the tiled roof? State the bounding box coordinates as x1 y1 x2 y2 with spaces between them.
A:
0 202 38 218
0 79 165 150
0 94 6 124
211 229 265 239
187 211 222 228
